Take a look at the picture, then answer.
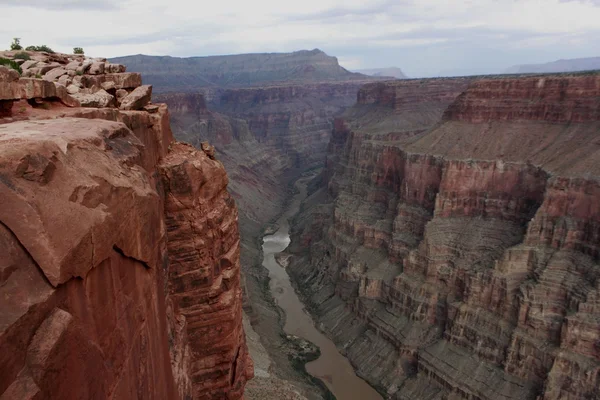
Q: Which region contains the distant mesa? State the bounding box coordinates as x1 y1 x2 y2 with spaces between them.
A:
110 49 380 93
354 67 408 79
504 56 600 74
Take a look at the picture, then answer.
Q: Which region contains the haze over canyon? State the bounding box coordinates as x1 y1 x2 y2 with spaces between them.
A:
1 3 600 399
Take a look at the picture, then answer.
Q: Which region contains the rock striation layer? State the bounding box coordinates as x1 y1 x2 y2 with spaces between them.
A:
0 51 251 400
288 74 600 400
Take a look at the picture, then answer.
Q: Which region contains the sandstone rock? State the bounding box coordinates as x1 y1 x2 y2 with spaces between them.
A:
143 104 159 113
65 60 80 71
76 60 92 74
71 75 83 88
100 81 116 92
20 60 38 70
115 88 128 99
119 85 152 110
57 75 72 87
81 73 142 90
72 89 115 108
19 78 57 99
38 62 61 75
43 67 67 81
160 142 252 399
0 116 183 399
88 62 105 75
201 141 216 159
104 63 126 73
0 65 20 82
66 84 80 95
54 83 80 107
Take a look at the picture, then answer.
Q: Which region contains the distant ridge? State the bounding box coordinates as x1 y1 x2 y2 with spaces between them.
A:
504 56 600 74
354 67 407 79
111 49 376 92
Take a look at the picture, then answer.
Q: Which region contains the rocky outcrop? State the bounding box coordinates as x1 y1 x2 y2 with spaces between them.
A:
288 74 600 399
0 51 251 399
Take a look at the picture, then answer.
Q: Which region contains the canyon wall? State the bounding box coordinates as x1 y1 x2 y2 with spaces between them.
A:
155 80 371 399
288 74 600 399
0 52 251 399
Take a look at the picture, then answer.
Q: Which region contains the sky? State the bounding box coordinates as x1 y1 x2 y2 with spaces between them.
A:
0 0 599 77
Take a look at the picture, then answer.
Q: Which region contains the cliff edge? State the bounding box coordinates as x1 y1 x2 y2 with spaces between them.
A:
0 51 252 399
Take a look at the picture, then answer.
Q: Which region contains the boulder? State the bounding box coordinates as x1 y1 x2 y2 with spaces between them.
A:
65 61 81 71
143 104 159 113
101 81 116 92
81 73 142 90
105 63 126 73
115 89 128 99
58 75 72 86
76 60 92 74
19 78 57 99
20 60 38 70
22 68 41 78
0 65 20 82
201 141 216 159
38 62 61 75
44 67 68 82
66 84 80 95
88 62 105 75
119 85 152 110
54 83 80 107
72 89 116 108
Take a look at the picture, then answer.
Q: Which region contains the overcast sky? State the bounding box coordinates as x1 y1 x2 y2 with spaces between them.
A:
1 0 599 77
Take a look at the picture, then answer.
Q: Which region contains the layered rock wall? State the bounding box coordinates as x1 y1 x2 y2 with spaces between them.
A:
288 74 600 400
0 52 251 399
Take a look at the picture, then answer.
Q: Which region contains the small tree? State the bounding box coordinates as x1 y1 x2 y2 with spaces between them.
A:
10 38 22 51
73 47 84 55
25 45 55 53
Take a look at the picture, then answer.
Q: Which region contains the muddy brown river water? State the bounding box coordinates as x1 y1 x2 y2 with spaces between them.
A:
262 178 382 400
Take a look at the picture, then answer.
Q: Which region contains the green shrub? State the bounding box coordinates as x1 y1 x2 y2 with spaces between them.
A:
25 45 55 53
0 57 22 74
10 38 22 51
13 52 30 60
73 47 84 55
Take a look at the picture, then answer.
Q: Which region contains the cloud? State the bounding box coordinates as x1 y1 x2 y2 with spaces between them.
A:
0 0 120 11
0 0 599 77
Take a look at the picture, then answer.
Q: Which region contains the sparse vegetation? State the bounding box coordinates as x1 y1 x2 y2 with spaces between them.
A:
35 73 42 79
25 45 55 53
0 57 22 74
13 52 30 60
76 70 83 76
73 47 84 55
10 38 22 51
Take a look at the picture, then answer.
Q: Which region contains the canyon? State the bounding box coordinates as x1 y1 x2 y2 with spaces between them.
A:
1 45 599 400
286 73 600 400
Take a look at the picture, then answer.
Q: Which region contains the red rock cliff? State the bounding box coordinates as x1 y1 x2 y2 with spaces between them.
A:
288 74 600 400
0 52 251 400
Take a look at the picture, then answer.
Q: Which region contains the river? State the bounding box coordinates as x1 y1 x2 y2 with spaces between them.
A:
261 177 382 400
